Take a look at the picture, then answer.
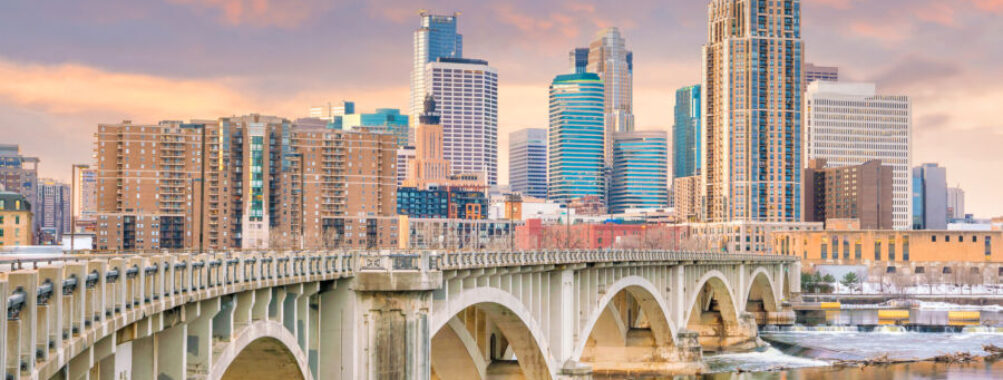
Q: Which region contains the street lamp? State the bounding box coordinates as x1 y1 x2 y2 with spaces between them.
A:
70 164 90 255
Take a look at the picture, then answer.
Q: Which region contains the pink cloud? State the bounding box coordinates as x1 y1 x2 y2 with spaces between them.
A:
967 0 1003 12
809 0 859 10
915 2 957 26
848 20 909 44
167 0 335 28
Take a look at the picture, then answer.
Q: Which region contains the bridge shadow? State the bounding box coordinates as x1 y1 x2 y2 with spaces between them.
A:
431 304 552 380
220 337 305 380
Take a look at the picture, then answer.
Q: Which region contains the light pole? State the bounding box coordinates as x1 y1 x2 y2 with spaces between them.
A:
70 164 90 255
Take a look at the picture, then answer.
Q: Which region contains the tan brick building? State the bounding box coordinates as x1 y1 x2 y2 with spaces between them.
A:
95 116 399 252
0 192 32 247
673 175 701 222
773 229 1001 264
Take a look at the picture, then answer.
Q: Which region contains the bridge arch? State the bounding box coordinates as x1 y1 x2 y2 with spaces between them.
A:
430 287 558 380
210 320 312 380
572 275 679 361
744 267 780 313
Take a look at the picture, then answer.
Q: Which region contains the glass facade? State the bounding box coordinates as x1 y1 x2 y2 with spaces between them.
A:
411 12 463 131
610 131 669 214
548 73 606 206
509 128 548 199
672 85 701 179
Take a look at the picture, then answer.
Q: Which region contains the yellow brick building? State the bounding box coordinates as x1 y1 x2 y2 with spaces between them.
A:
0 191 33 246
773 229 1002 264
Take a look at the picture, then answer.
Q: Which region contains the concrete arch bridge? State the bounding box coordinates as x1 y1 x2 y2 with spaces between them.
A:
0 250 797 380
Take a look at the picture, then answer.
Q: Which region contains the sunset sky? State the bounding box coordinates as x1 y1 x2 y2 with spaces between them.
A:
2 0 1001 216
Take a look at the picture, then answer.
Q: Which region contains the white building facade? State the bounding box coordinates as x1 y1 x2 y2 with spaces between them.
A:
804 82 913 230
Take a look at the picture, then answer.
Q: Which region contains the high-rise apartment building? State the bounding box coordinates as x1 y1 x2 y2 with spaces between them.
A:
94 117 398 252
397 146 416 187
279 127 398 250
509 128 548 199
804 159 894 230
0 144 39 239
702 0 805 223
548 72 606 206
423 58 498 185
805 63 839 84
37 178 70 243
673 176 702 222
673 85 702 179
947 187 965 220
912 163 947 230
804 82 912 229
410 11 462 130
610 131 669 214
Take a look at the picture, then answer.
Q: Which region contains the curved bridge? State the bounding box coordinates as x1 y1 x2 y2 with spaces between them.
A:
1 250 799 380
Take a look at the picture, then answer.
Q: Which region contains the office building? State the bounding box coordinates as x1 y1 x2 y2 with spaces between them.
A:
913 163 948 230
36 178 70 243
804 159 894 230
673 85 702 179
423 58 498 185
804 81 912 229
341 107 410 147
73 168 97 223
509 128 548 199
805 63 839 84
702 0 805 223
397 187 487 220
948 187 965 220
404 95 485 190
578 27 634 166
309 101 354 128
674 176 702 222
610 131 669 214
0 192 32 247
569 47 589 73
411 11 463 130
548 72 606 206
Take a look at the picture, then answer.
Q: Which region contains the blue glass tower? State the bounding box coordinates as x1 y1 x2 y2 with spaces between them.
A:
672 85 701 179
509 128 548 199
548 73 606 206
411 12 463 129
342 108 410 147
610 131 669 214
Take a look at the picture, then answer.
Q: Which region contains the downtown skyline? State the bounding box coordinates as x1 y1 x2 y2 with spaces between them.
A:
1 0 1002 217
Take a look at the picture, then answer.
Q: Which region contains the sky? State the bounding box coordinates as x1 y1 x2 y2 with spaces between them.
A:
1 0 1002 217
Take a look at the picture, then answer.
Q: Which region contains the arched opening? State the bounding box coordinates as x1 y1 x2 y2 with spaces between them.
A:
430 303 552 380
745 271 780 325
578 281 691 374
220 337 305 380
686 274 753 352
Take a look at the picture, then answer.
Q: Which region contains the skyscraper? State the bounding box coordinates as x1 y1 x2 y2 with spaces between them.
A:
72 168 97 224
583 27 634 166
912 163 947 230
0 144 39 239
509 128 548 199
37 178 70 243
424 58 499 185
804 82 912 229
410 11 462 131
548 73 606 206
569 47 589 73
947 187 965 220
672 85 701 179
702 0 805 223
610 131 669 214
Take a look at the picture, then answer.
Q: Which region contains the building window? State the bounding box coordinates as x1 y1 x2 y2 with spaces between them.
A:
942 266 952 274
903 237 910 262
932 235 937 243
874 241 881 261
987 236 992 257
821 243 828 260
915 266 925 274
889 242 896 262
855 242 862 260
946 235 951 242
843 240 850 260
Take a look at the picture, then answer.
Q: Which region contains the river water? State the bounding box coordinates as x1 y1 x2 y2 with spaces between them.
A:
599 302 1003 379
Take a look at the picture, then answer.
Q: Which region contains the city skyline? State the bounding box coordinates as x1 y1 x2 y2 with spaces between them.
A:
2 1 1002 216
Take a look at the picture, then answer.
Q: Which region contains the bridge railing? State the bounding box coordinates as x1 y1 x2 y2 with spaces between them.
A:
0 251 358 380
428 249 795 270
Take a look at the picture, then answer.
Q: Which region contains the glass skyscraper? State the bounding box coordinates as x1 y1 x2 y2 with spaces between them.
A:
912 163 947 230
410 12 463 130
548 73 606 206
610 131 669 214
509 128 548 199
584 27 634 168
702 0 804 222
672 85 701 179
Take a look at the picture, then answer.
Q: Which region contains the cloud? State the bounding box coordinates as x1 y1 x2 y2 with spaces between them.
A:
967 0 1003 12
808 0 859 10
848 20 910 44
915 2 957 26
166 0 334 28
869 56 961 91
